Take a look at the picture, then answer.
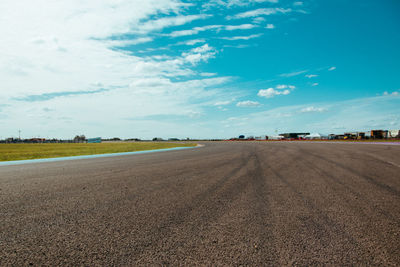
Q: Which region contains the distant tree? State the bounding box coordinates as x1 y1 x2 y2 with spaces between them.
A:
74 135 86 143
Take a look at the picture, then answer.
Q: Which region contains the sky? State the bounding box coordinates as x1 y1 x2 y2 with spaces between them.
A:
0 0 399 139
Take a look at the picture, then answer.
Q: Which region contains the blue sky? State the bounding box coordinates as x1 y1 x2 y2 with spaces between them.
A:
0 0 399 139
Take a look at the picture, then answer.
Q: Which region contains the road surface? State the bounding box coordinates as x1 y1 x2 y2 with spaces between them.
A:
1 142 399 265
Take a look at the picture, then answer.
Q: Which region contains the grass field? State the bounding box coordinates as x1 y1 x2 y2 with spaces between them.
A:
0 142 196 161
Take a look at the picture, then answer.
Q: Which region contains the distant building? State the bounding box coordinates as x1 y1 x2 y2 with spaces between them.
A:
29 138 46 143
268 135 284 140
336 135 345 140
304 133 327 140
344 132 357 140
238 135 245 139
279 133 310 139
87 137 101 143
371 130 388 139
388 130 400 138
328 134 338 140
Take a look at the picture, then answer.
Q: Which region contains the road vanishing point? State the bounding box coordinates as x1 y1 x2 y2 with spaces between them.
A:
1 142 399 265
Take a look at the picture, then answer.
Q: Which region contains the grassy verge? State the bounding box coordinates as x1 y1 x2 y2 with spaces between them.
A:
0 142 196 162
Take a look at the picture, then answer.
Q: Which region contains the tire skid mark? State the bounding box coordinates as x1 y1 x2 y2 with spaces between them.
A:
257 143 400 265
248 146 279 265
296 146 400 197
0 151 241 226
298 154 400 224
361 152 400 169
148 171 255 264
130 150 253 261
256 145 364 262
0 150 249 264
295 154 400 265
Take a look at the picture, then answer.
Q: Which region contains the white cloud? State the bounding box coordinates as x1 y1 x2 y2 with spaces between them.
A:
276 84 295 89
280 70 307 77
220 96 400 136
300 106 326 113
257 88 290 98
228 8 292 19
266 24 275 29
200 72 217 77
220 33 263 40
168 25 222 37
204 0 279 9
305 74 318 78
312 82 319 86
170 23 257 37
383 91 400 96
0 0 244 139
252 17 266 24
136 14 211 33
223 44 252 49
328 66 336 71
236 100 261 107
214 100 232 106
225 24 257 30
293 1 303 6
180 44 217 65
183 39 206 45
0 0 214 99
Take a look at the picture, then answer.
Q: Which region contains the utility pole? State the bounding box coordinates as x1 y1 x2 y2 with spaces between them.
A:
18 130 21 140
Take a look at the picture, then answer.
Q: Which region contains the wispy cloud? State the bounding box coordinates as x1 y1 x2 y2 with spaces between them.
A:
181 44 217 65
220 33 263 40
0 0 244 139
168 25 222 37
200 72 217 77
258 88 290 98
252 17 266 24
204 0 279 9
276 84 295 89
257 84 295 98
179 39 206 46
225 24 257 30
228 8 292 19
13 89 108 102
236 100 261 107
266 24 275 29
300 106 327 113
305 74 318 78
279 70 307 77
169 23 257 38
221 96 400 135
383 91 399 96
328 66 336 71
223 44 252 48
137 14 211 33
214 100 232 106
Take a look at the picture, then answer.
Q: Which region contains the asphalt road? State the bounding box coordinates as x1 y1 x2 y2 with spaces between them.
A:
1 142 400 266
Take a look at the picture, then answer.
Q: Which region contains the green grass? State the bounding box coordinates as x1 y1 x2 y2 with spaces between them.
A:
0 142 196 162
